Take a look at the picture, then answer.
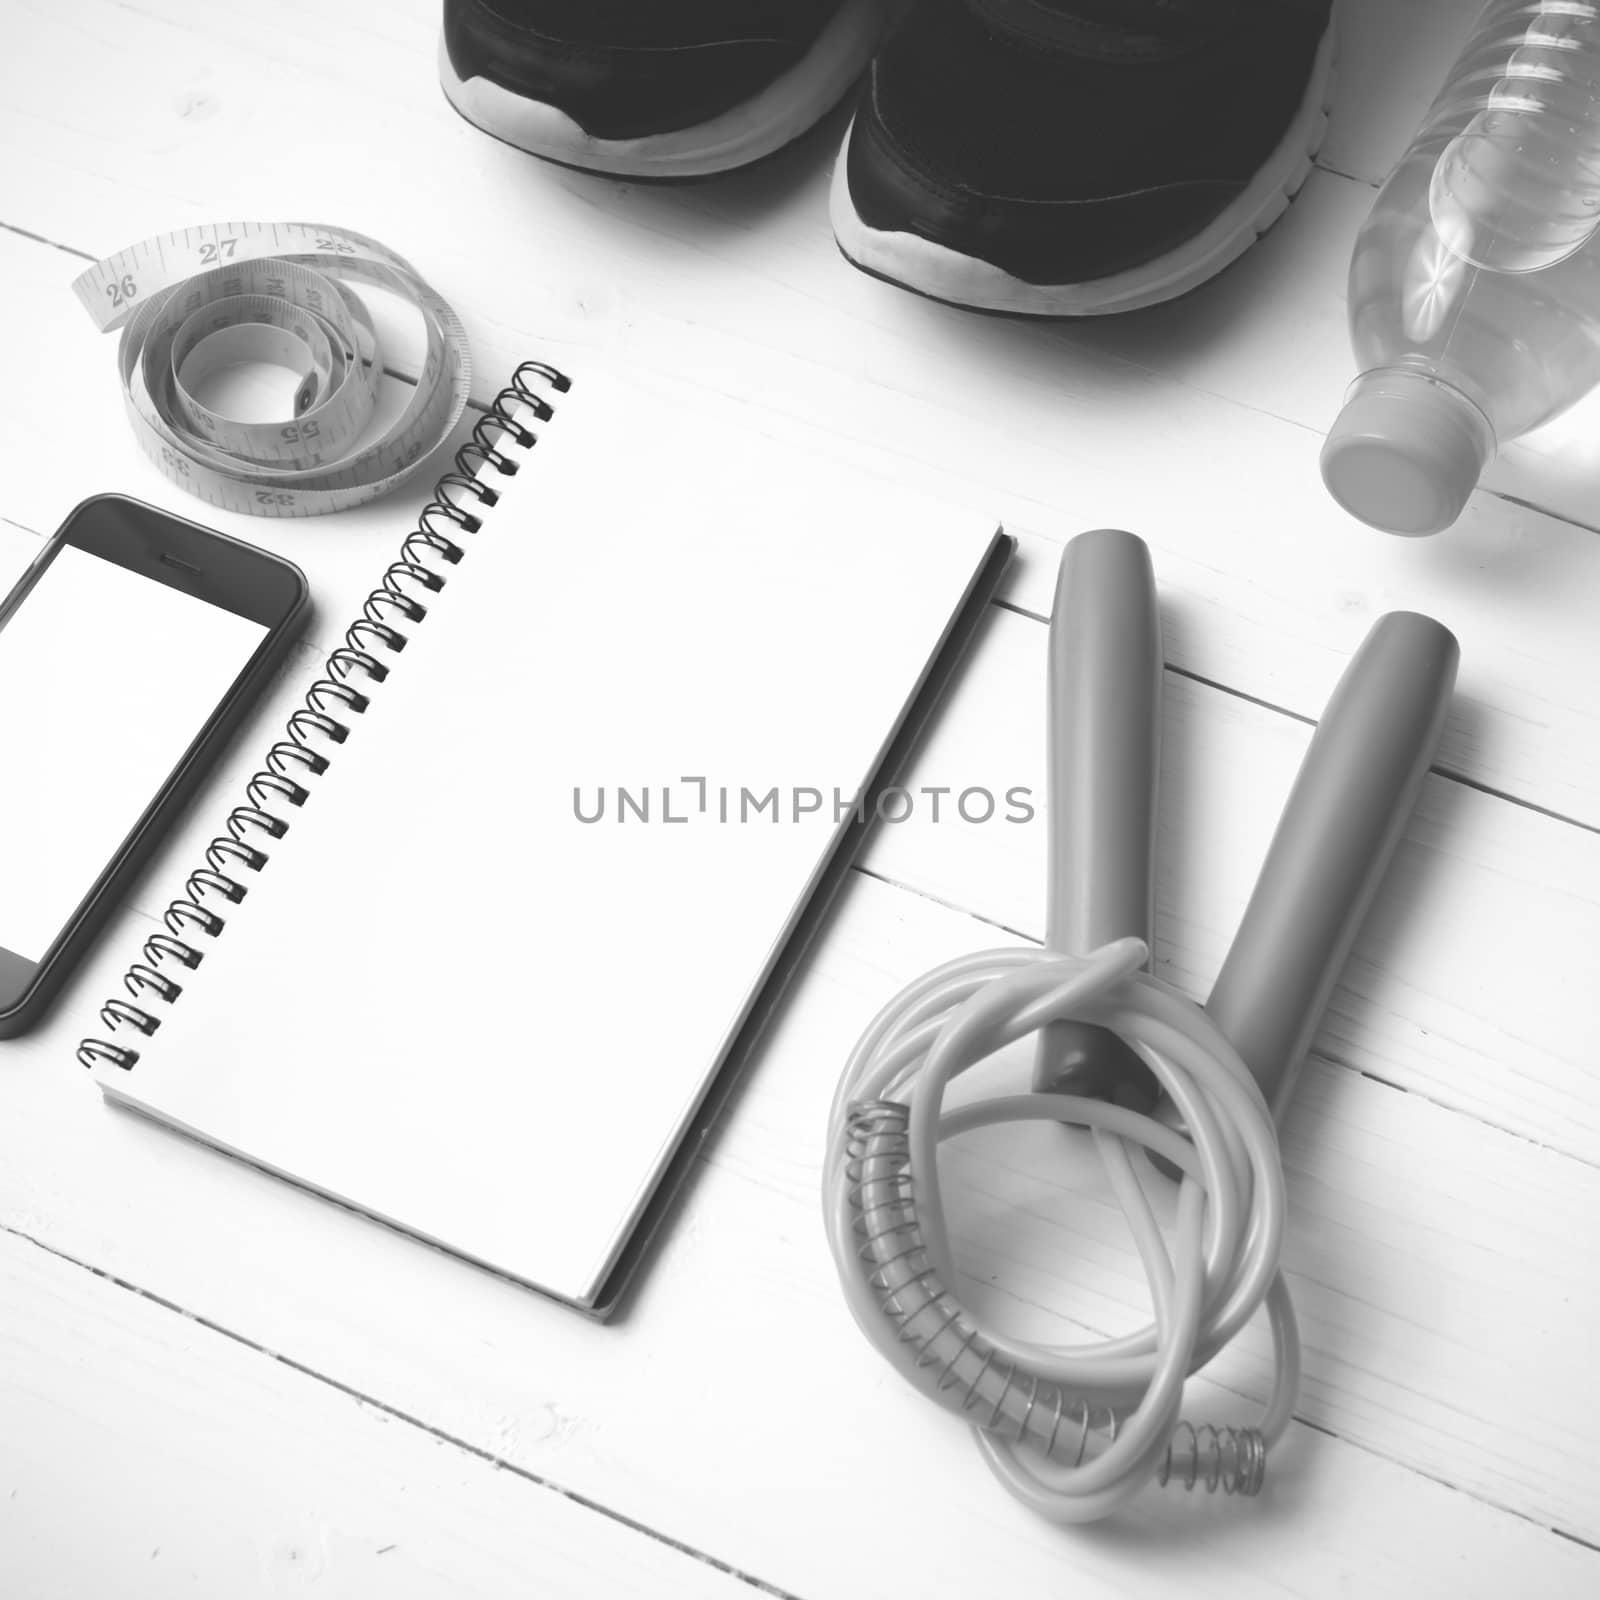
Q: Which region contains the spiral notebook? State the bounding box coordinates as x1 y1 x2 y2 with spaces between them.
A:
81 358 1011 1316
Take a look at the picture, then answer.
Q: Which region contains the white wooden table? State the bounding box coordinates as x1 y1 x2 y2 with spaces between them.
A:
3 2 1597 1595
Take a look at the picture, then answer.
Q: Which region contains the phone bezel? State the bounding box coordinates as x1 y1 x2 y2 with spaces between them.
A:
0 494 311 1036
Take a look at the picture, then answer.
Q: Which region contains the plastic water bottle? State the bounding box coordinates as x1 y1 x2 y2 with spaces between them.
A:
1322 1 1600 535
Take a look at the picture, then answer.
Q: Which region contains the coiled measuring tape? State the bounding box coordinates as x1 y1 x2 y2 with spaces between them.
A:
72 222 471 517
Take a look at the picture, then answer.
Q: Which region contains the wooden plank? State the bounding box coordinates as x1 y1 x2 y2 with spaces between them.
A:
2 514 1590 1172
4 208 1598 846
2 7 1599 822
862 603 1600 1165
0 1230 775 1600
1 870 1596 1574
15 1223 1589 1600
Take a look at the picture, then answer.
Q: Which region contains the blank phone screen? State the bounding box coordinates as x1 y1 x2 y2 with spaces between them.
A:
0 543 269 962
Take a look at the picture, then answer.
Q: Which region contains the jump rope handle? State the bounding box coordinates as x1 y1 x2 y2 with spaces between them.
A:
1206 611 1459 1123
1032 529 1164 1112
1034 527 1459 1133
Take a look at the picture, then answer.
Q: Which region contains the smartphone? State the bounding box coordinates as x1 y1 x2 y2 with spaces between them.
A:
0 494 310 1038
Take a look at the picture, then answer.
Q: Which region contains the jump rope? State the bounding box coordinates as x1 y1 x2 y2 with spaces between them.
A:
824 530 1459 1523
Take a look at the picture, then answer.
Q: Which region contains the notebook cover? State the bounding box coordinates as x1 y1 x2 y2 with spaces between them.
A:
90 364 1011 1314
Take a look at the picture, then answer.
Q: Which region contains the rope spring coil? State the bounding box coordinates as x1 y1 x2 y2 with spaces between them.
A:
824 938 1302 1525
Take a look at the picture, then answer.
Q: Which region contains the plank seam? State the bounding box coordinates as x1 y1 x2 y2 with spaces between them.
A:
852 863 1033 944
0 1220 802 1600
845 862 1600 1169
7 1216 1594 1561
1313 158 1381 189
1334 1066 1600 1174
0 218 94 261
1290 1416 1597 1551
991 599 1599 835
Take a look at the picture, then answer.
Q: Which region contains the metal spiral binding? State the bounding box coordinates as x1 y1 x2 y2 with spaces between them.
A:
845 1100 1267 1498
75 361 572 1072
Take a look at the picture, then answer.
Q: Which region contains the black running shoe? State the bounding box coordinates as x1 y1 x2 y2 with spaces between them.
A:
831 0 1334 314
440 0 892 178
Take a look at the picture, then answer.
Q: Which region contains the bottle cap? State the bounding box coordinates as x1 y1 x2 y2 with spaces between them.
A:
1320 369 1494 537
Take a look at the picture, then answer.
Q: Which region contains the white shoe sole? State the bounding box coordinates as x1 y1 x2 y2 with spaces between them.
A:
439 0 890 179
829 20 1336 314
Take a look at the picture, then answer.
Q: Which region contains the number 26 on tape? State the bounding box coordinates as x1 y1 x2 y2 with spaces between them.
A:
105 275 138 308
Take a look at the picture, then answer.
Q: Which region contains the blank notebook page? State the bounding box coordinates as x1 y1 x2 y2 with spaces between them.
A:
97 368 1002 1309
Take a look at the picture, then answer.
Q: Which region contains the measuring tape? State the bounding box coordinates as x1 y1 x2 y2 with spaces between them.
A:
73 222 472 517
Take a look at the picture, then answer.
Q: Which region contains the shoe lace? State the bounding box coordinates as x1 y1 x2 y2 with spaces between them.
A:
964 0 1252 61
